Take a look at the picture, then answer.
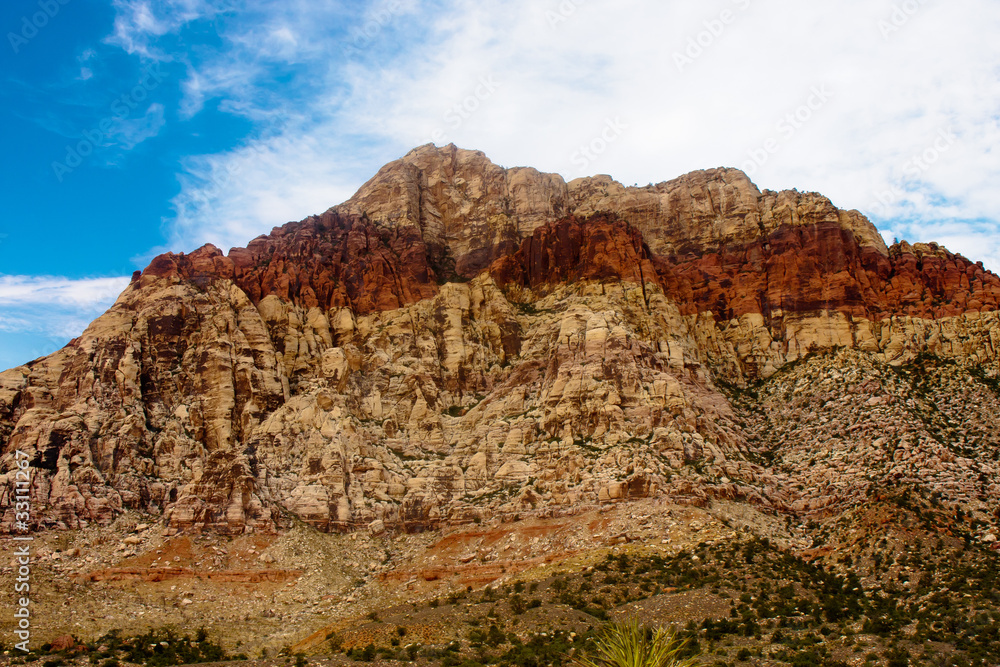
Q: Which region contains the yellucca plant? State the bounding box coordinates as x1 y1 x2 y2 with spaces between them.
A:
574 618 699 667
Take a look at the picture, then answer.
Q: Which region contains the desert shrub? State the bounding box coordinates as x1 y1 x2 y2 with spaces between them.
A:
359 644 376 662
88 627 228 667
487 625 506 647
571 618 698 667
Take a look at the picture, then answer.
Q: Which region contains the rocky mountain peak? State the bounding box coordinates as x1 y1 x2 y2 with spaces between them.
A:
1 145 998 539
337 145 888 278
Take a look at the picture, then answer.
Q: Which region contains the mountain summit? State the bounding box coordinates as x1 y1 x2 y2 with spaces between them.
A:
2 144 999 535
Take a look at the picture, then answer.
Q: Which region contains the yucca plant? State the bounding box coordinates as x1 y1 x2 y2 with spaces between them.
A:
574 618 699 667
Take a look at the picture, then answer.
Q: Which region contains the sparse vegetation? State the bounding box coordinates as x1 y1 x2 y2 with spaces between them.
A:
352 494 1000 667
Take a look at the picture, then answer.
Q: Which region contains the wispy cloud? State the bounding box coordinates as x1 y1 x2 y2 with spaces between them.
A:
0 275 129 307
106 0 231 59
112 102 167 150
0 275 131 339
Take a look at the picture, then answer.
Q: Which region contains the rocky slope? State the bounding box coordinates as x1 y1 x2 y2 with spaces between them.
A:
1 144 999 536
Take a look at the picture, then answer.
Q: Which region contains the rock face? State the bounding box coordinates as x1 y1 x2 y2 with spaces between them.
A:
1 144 999 535
147 213 440 315
489 214 659 292
334 144 570 279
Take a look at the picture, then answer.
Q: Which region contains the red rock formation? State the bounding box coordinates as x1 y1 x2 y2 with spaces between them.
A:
144 212 440 316
489 214 659 293
490 213 1000 326
659 223 1000 322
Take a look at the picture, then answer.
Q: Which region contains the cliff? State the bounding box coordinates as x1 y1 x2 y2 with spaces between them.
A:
1 144 998 535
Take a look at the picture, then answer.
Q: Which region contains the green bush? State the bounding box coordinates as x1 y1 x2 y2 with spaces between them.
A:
360 644 376 662
487 625 506 647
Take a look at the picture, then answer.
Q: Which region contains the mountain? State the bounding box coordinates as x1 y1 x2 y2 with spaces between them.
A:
2 143 999 541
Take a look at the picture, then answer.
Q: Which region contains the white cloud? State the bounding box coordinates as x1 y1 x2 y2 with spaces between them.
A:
0 275 131 339
0 275 130 307
102 0 1000 272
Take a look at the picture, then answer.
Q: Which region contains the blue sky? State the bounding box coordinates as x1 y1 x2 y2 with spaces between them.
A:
2 0 1000 370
